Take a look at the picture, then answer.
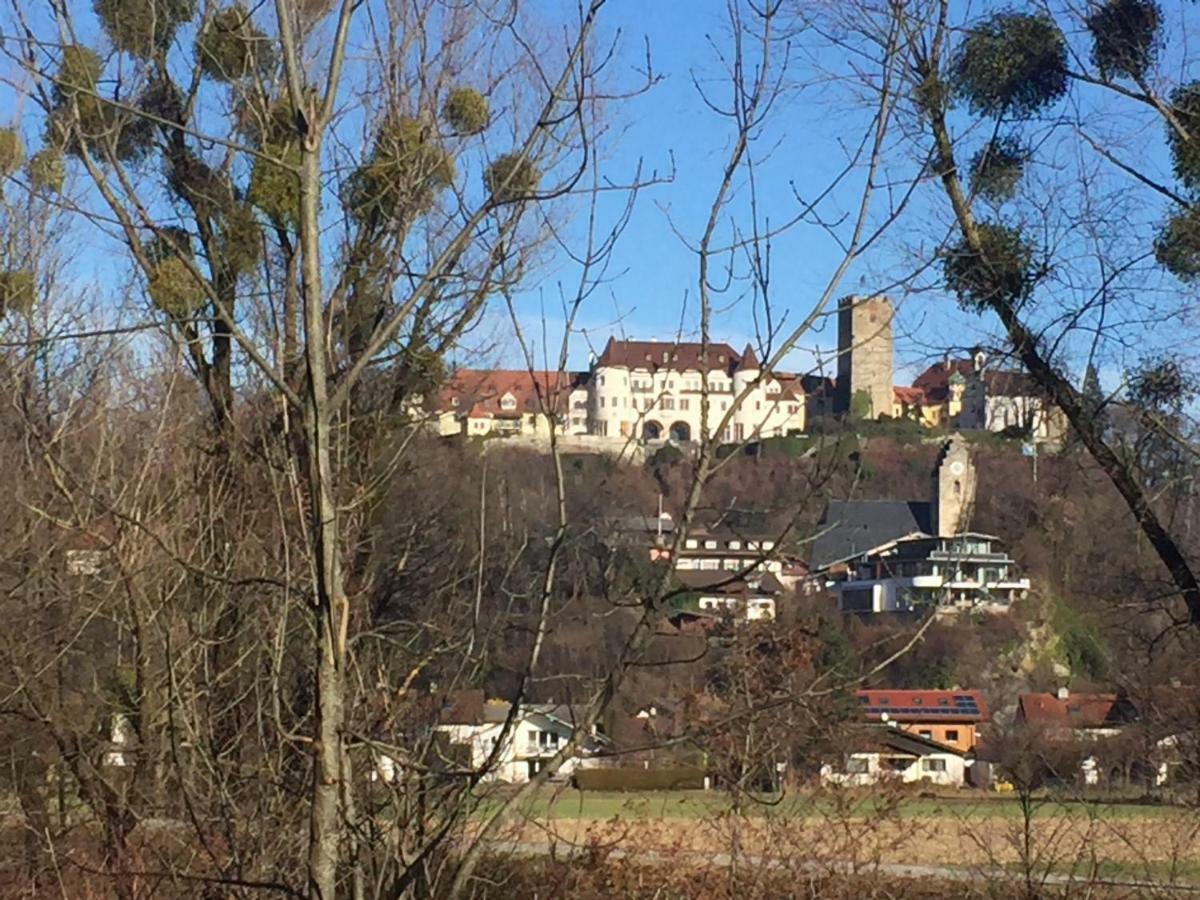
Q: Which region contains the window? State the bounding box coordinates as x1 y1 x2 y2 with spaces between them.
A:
679 398 689 411
922 758 947 773
599 397 605 407
945 730 959 742
845 757 869 774
918 730 932 739
599 375 605 386
500 393 517 410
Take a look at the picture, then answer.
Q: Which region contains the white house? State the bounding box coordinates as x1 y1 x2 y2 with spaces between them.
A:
833 533 1031 614
436 694 582 784
821 727 970 788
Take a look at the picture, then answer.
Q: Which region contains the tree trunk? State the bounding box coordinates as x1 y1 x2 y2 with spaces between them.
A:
924 94 1200 624
294 99 346 900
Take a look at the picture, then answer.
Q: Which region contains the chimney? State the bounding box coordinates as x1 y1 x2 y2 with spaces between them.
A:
1056 687 1069 701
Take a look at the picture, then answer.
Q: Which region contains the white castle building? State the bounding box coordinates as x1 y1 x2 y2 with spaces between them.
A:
431 338 826 443
588 338 812 442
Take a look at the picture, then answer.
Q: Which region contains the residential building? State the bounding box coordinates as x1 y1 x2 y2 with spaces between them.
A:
812 436 1031 613
436 691 583 783
430 369 589 439
1015 688 1149 786
673 526 786 576
834 532 1030 613
856 689 989 753
1016 689 1133 740
820 727 970 788
670 569 784 624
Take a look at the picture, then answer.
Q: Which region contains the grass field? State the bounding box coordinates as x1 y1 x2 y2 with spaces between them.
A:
492 787 1191 822
478 786 1200 881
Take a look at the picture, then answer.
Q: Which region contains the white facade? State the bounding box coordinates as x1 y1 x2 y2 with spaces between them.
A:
587 340 806 442
834 534 1030 614
436 711 577 784
696 594 776 621
675 535 782 575
836 573 1031 614
820 748 967 787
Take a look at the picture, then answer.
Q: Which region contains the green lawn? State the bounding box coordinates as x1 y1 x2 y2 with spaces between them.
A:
487 788 1192 822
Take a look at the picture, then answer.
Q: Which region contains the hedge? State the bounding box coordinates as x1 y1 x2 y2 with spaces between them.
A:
573 766 706 791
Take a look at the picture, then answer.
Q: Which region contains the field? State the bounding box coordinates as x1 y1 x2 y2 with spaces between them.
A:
480 787 1200 887
495 787 1188 821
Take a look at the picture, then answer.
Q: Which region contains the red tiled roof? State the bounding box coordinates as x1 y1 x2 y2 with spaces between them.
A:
893 386 926 405
856 690 990 723
1017 692 1126 729
911 358 1044 402
597 338 745 374
436 369 586 419
740 342 760 369
912 359 975 403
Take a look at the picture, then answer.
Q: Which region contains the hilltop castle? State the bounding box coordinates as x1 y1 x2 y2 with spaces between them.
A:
427 295 1065 443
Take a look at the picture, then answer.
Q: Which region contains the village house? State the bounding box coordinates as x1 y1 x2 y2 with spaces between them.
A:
613 512 806 589
428 368 589 439
435 691 584 783
856 689 989 753
669 569 784 625
820 727 971 788
812 435 1031 614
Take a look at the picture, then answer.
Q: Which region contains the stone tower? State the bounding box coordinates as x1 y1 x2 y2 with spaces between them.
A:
931 434 977 537
835 294 894 419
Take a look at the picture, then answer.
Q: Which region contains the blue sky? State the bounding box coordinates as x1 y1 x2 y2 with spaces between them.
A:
5 1 1197 393
487 1 1200 392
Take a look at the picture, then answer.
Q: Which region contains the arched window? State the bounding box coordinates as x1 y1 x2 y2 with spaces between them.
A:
669 421 691 442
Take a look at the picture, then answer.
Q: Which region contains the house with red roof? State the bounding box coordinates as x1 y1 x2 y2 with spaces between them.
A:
1016 688 1135 739
901 350 1066 442
430 368 590 439
856 689 989 752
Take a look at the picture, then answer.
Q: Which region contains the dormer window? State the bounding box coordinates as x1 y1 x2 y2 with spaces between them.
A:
704 539 717 549
662 351 669 362
451 397 459 407
500 393 517 410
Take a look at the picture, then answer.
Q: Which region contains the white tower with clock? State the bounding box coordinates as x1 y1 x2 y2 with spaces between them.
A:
931 434 977 537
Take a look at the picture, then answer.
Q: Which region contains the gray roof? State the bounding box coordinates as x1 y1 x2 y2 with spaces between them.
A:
810 500 931 570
